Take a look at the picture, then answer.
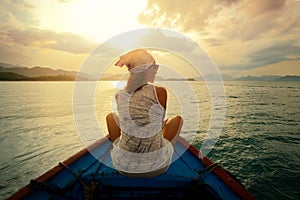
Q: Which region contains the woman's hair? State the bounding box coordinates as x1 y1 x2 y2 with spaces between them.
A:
125 71 148 93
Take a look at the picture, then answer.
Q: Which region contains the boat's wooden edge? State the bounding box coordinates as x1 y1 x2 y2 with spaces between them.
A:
177 137 256 200
7 136 109 200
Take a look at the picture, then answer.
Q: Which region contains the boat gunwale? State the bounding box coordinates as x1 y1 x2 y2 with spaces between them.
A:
7 136 108 200
177 137 255 200
8 136 255 200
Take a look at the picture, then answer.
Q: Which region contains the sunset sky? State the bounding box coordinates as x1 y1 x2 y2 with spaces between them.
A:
0 0 299 77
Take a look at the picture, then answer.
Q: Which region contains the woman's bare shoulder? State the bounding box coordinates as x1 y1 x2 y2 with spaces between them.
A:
154 86 167 108
154 86 167 95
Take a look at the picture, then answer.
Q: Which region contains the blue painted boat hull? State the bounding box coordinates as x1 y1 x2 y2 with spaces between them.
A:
9 136 255 199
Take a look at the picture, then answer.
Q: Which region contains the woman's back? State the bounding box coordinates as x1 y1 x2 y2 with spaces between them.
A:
111 84 173 175
117 84 165 139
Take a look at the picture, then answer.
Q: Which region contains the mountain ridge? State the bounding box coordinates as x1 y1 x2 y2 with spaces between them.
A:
0 63 299 81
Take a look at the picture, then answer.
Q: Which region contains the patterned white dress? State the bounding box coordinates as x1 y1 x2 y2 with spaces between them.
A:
110 84 173 176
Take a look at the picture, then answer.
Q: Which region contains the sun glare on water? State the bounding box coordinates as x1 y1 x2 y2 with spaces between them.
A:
112 81 126 89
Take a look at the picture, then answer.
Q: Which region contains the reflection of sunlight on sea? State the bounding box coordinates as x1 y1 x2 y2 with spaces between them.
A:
100 80 127 90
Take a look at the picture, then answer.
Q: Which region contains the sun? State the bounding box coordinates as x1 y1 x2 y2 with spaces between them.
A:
34 0 147 43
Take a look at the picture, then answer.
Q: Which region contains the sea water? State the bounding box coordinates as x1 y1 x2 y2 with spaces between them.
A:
0 81 299 199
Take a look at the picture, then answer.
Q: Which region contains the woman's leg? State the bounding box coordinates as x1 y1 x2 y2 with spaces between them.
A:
162 115 183 144
106 112 121 142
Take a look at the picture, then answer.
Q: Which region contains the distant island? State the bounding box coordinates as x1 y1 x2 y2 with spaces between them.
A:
0 63 91 81
235 75 300 81
0 63 299 81
0 72 81 81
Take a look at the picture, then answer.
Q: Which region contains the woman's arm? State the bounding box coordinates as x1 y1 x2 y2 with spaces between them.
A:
155 86 167 110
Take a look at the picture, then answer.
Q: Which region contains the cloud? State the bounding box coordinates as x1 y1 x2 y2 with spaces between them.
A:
1 0 35 9
0 0 38 28
226 40 300 70
241 60 300 76
138 0 300 75
138 0 289 39
138 0 243 32
138 0 212 32
0 0 97 54
0 28 97 54
209 0 297 41
0 40 88 70
0 0 97 68
241 0 286 16
137 29 198 52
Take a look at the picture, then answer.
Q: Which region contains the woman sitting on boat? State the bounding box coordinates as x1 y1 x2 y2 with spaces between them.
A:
106 48 183 177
